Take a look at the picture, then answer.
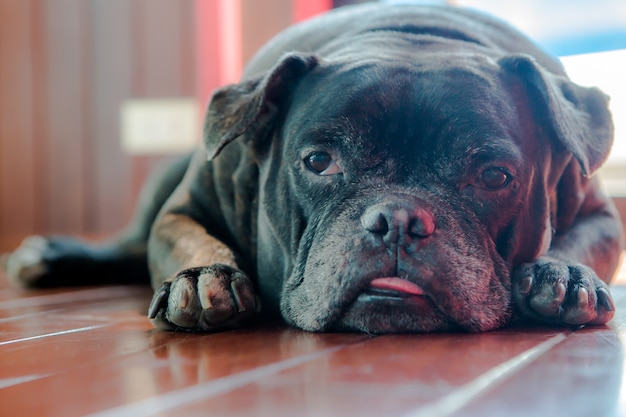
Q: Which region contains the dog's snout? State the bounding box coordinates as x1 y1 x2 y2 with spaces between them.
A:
361 208 390 235
361 202 435 242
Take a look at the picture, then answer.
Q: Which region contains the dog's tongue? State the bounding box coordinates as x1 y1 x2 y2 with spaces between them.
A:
369 277 424 296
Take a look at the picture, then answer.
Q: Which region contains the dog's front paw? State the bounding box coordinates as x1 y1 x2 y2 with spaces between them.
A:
512 257 615 326
4 236 53 287
148 265 261 332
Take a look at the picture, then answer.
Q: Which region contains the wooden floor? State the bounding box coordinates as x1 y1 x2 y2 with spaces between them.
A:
1 262 626 417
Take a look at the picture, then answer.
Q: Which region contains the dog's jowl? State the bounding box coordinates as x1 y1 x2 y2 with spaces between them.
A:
5 4 624 333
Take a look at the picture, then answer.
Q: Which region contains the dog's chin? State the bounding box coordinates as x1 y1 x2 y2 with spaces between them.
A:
333 295 457 333
331 278 459 333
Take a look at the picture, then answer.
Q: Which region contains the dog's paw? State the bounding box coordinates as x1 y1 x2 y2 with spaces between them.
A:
512 256 615 326
3 236 52 287
148 265 261 332
3 235 102 288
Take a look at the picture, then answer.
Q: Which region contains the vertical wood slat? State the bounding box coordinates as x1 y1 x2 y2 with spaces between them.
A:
130 0 198 208
292 0 333 22
178 2 197 98
195 0 243 107
0 0 310 246
40 0 88 234
87 0 134 234
0 0 38 247
0 1 198 249
240 0 292 68
136 0 194 97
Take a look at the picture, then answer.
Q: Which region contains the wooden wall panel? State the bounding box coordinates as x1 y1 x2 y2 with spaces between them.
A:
195 0 242 106
136 0 195 97
0 0 197 251
131 0 197 204
0 1 38 247
241 0 292 67
40 0 88 234
293 0 333 22
88 0 134 234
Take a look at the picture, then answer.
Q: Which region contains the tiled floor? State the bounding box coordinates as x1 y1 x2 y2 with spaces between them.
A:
1 260 625 417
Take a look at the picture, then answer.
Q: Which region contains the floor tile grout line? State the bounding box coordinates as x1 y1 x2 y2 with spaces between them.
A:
0 324 110 346
397 332 569 417
0 327 187 390
0 374 51 390
0 298 133 323
84 341 366 417
0 308 65 323
0 286 149 309
0 296 149 324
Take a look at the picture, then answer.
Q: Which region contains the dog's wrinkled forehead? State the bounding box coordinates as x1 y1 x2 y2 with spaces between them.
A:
282 55 521 174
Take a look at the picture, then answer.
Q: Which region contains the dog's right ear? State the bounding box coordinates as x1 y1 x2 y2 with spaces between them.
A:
204 54 318 160
500 55 614 176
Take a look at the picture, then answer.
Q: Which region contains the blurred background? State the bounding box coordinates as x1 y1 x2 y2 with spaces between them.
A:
0 0 625 252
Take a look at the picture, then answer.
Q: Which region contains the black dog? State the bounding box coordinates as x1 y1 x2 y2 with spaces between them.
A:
5 4 624 333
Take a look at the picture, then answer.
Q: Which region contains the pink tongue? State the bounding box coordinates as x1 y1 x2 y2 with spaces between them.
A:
370 277 424 296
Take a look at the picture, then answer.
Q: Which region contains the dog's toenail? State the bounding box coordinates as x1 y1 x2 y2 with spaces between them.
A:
577 287 589 306
597 288 615 312
231 282 246 312
520 276 533 294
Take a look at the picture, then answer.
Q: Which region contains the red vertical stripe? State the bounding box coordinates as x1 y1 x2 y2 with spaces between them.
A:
292 0 332 23
195 0 242 107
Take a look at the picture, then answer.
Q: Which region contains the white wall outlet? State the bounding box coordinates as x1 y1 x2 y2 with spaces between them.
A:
120 98 201 154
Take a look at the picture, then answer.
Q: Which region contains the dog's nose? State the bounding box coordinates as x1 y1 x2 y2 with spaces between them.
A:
361 203 435 241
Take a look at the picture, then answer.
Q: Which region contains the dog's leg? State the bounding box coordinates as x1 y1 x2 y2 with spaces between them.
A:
146 211 261 331
512 179 624 326
3 154 192 288
145 149 261 332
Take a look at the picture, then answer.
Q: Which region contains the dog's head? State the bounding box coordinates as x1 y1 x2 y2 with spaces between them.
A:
203 45 613 333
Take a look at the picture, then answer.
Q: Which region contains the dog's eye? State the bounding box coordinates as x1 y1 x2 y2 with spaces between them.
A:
304 152 342 175
479 167 511 190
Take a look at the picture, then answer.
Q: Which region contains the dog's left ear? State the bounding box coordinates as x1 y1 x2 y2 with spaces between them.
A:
204 53 318 160
500 55 614 176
